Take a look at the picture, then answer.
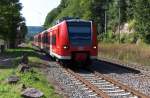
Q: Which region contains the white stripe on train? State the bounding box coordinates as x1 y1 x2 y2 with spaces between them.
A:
50 51 97 60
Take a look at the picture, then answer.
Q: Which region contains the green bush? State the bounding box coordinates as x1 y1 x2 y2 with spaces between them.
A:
100 31 141 44
120 33 140 43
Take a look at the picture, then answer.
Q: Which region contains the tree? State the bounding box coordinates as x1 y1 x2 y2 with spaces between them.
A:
91 0 109 34
44 8 60 28
44 0 150 44
16 21 27 45
134 0 150 43
0 0 27 48
126 0 135 20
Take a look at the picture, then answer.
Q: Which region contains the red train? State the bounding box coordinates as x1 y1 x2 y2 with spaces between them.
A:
33 18 98 65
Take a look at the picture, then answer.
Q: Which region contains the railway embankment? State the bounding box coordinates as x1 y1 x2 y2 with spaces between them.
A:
0 47 62 98
99 43 150 67
97 43 150 96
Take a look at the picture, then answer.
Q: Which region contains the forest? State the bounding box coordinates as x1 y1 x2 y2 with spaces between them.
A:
44 0 150 44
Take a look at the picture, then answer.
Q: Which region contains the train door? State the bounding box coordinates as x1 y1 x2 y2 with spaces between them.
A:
41 33 44 49
38 35 41 47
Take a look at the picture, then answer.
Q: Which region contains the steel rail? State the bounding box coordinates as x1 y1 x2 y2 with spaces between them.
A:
58 62 149 98
93 71 149 98
67 68 110 98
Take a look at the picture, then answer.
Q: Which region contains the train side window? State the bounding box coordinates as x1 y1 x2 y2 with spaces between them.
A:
45 34 48 43
38 37 40 42
48 37 50 44
40 37 41 42
43 34 46 43
42 35 45 43
36 38 37 42
52 35 56 45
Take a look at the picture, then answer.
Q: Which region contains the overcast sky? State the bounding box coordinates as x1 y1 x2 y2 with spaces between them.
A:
20 0 61 26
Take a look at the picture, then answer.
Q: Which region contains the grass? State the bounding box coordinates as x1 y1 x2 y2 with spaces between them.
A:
0 47 61 98
1 47 40 58
17 70 60 98
99 43 150 66
0 67 21 98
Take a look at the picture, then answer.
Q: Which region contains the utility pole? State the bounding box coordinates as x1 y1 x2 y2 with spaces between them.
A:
118 0 121 43
105 10 107 34
104 0 108 37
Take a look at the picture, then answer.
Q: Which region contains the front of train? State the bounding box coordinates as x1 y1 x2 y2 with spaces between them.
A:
63 19 98 64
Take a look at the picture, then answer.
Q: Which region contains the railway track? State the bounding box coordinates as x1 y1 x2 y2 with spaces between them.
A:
63 66 149 98
39 52 149 97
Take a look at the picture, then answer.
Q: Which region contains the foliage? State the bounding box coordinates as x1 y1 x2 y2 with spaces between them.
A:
44 8 60 28
0 69 60 98
100 32 116 43
44 0 92 28
120 33 139 43
134 0 150 43
0 0 27 48
44 0 150 44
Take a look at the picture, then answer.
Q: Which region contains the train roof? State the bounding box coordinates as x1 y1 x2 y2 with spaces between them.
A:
55 17 92 25
66 19 91 23
36 17 92 35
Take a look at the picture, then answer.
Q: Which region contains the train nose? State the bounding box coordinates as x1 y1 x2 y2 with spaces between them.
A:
73 52 88 61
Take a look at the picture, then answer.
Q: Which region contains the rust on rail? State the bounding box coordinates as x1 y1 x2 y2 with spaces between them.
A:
94 71 149 98
67 68 110 98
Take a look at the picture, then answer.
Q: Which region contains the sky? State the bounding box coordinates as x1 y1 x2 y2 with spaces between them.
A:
20 0 61 26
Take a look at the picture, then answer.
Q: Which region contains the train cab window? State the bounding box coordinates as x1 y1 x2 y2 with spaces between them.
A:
52 35 56 45
67 21 92 46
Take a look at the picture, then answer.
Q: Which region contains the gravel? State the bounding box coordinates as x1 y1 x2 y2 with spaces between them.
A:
92 60 150 97
40 54 150 97
44 62 101 98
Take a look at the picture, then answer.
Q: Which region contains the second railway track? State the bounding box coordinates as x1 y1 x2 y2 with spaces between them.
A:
62 65 149 98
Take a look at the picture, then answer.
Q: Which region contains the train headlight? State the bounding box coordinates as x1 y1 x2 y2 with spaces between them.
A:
63 45 69 49
93 46 97 49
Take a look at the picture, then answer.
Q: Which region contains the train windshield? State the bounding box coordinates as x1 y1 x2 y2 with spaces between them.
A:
67 21 92 46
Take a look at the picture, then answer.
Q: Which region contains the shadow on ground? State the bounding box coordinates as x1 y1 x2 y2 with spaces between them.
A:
1 47 40 58
0 47 41 69
35 51 141 75
91 59 141 74
0 46 141 74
